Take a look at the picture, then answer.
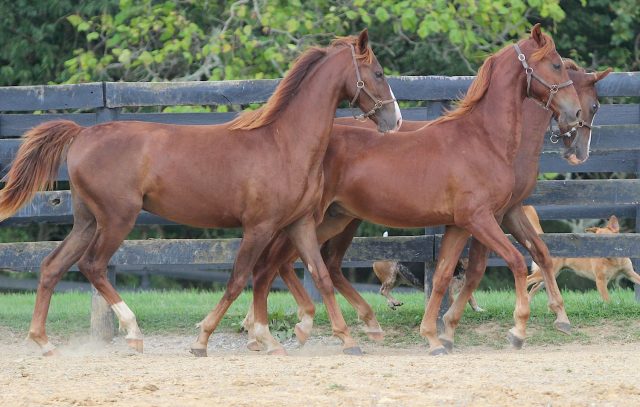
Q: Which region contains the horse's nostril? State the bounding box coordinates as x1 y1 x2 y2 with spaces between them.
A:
575 109 582 119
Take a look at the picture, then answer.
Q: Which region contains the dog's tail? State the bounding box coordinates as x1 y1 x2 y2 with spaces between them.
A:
0 120 81 220
396 263 423 289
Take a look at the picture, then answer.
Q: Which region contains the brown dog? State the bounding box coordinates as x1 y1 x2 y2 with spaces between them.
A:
525 206 640 302
372 257 483 312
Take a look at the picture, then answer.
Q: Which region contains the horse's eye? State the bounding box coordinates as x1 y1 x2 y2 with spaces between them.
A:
552 63 561 70
375 71 383 79
592 103 598 112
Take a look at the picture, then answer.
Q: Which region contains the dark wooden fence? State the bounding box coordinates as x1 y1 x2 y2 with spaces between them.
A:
0 73 639 338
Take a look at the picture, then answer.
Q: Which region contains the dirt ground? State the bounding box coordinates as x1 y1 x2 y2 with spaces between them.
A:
1 326 640 407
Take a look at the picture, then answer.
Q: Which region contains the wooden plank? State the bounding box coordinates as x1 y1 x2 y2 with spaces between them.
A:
0 113 98 137
542 125 640 151
0 275 91 292
1 106 635 140
538 149 639 173
0 83 104 112
105 80 279 107
592 105 640 126
434 233 640 259
0 235 433 270
524 179 640 206
534 204 637 220
388 76 473 101
594 72 640 97
1 178 638 225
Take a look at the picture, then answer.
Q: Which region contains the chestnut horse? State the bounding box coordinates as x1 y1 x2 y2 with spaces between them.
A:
254 59 611 354
242 25 583 355
0 30 402 356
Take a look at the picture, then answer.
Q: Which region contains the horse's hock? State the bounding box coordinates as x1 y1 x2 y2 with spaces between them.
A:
0 74 639 340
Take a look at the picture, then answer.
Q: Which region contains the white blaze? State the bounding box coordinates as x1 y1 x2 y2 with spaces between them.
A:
390 86 403 131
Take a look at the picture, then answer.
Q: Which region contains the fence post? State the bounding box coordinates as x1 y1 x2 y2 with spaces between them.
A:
635 155 640 302
91 266 116 342
90 85 121 338
303 267 322 303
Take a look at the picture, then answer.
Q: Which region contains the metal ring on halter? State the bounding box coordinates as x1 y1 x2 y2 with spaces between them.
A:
525 67 533 75
549 133 562 143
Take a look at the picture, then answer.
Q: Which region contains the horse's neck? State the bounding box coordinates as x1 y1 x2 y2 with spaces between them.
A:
272 55 344 168
516 102 553 175
469 61 527 164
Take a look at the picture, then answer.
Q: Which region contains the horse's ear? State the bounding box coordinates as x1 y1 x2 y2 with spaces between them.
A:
594 67 613 82
357 28 369 54
530 23 544 47
607 215 620 233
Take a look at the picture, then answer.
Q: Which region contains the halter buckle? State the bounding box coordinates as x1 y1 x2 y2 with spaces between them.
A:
517 54 526 62
356 80 365 89
550 84 559 93
525 67 533 75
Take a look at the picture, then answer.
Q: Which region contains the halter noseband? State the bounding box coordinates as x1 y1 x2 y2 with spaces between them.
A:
549 119 591 145
348 44 396 121
513 43 574 110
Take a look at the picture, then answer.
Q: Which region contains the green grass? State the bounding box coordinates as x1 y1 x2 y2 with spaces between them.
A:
1 289 639 348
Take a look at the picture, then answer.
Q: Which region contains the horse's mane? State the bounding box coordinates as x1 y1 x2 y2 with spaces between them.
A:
562 58 585 72
427 31 557 127
229 35 372 130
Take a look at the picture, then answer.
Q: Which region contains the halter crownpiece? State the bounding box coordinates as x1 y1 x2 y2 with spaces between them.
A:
513 43 574 110
348 44 396 121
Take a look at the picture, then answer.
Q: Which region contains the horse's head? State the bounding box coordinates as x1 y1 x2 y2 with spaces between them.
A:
559 62 612 165
516 24 582 133
338 29 402 133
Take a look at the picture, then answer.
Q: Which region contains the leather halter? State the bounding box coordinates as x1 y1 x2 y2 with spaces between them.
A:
513 43 574 110
348 44 396 121
549 119 591 145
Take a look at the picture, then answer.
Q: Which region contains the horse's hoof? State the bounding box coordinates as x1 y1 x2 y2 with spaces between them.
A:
294 324 310 345
366 330 385 343
190 347 207 357
267 347 288 356
43 348 60 357
246 340 263 352
343 346 363 356
554 321 572 335
126 339 144 353
439 338 454 353
428 346 448 356
507 331 525 350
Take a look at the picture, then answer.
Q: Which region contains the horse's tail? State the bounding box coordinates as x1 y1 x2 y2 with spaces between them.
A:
0 120 82 220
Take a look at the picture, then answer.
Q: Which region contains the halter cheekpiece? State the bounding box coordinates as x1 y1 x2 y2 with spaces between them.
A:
513 43 574 110
348 44 396 121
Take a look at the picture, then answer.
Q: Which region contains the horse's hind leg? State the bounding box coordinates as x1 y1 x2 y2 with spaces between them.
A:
321 220 384 342
28 194 96 355
248 239 291 355
503 206 571 334
420 225 470 355
191 223 276 357
439 238 488 353
285 214 360 354
76 199 143 353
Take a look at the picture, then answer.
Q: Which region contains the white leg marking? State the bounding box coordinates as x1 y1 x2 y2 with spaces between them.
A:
308 264 313 274
111 301 143 340
41 341 57 354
